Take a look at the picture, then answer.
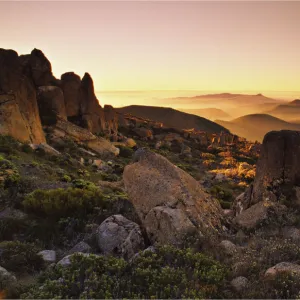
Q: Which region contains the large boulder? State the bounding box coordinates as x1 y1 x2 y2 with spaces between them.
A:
123 148 223 244
0 49 45 144
233 200 287 230
235 131 300 215
37 86 67 124
96 215 144 260
251 130 300 207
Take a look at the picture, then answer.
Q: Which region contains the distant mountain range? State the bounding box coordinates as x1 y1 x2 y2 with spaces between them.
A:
117 105 228 133
216 114 300 142
163 93 284 118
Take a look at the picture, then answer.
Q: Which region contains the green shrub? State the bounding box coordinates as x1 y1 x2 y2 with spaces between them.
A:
71 178 95 189
118 145 134 158
0 135 19 154
0 217 27 241
23 187 106 219
209 185 234 203
0 156 20 188
22 246 227 299
0 241 44 274
20 143 33 154
61 174 71 182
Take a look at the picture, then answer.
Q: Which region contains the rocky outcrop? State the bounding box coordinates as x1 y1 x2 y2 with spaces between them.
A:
50 118 119 156
60 72 81 117
234 130 300 216
96 215 144 259
0 49 45 144
20 48 56 87
123 148 223 245
37 86 67 124
61 72 118 136
251 130 300 207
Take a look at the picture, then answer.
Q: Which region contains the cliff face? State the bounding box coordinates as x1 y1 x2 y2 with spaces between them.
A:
0 48 118 144
0 49 46 144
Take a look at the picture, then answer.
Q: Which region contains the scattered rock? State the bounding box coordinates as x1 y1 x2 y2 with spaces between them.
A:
133 127 153 139
0 266 16 287
230 276 249 292
125 138 136 148
215 173 228 182
57 252 90 267
265 262 300 278
38 250 56 264
68 241 91 255
281 227 300 242
96 215 144 260
219 240 238 255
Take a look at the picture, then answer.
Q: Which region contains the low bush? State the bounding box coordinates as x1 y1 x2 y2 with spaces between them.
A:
22 245 227 299
210 184 234 203
0 156 20 188
0 135 19 154
118 145 134 158
23 187 106 219
0 241 44 274
0 217 27 241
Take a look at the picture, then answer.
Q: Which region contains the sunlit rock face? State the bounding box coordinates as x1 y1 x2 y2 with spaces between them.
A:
0 49 45 144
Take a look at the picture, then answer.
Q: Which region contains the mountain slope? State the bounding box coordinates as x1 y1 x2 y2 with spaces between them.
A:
178 108 231 120
266 99 300 121
117 105 228 133
216 114 300 142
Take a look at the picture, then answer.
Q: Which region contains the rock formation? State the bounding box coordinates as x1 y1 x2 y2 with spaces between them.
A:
20 48 56 87
0 47 119 156
37 86 67 124
123 148 223 245
234 130 300 216
0 49 46 144
61 72 118 136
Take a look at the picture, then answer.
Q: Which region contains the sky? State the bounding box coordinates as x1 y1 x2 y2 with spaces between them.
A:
1 1 300 101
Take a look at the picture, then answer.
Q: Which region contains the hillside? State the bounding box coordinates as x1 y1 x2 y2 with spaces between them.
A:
266 99 300 121
216 114 300 142
178 108 231 120
117 105 228 133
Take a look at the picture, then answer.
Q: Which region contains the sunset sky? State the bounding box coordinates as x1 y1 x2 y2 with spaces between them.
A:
1 1 300 98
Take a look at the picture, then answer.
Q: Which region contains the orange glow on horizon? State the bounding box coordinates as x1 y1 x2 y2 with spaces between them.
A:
1 1 300 104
